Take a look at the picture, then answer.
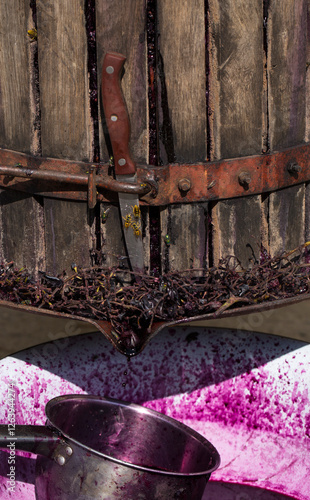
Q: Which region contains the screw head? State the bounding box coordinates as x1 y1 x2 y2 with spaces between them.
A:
178 178 191 193
106 66 114 74
118 158 126 166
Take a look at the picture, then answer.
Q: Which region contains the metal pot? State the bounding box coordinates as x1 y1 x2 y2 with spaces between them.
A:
0 394 220 499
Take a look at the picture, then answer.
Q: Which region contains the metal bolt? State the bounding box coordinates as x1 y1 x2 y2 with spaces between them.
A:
238 171 251 189
106 66 114 74
56 455 66 466
111 115 118 122
178 178 191 193
118 158 126 166
287 162 302 174
65 446 73 456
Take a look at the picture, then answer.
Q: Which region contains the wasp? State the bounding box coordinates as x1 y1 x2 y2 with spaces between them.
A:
164 234 170 246
27 28 37 42
101 207 110 224
131 222 141 237
71 263 78 273
132 204 141 219
123 214 132 228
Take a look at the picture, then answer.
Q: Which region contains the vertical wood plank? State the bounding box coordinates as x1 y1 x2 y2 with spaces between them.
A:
37 0 93 274
307 0 310 143
0 0 45 273
208 0 265 267
96 0 149 270
305 182 310 243
0 1 31 152
267 0 307 255
157 0 208 272
100 204 126 268
160 203 208 272
305 0 310 241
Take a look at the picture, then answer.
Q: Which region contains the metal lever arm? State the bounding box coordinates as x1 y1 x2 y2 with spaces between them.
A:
0 163 152 207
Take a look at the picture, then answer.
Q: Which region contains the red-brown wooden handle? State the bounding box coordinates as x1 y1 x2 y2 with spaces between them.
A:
101 52 136 176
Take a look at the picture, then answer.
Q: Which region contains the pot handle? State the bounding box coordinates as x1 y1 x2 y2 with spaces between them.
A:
0 424 73 465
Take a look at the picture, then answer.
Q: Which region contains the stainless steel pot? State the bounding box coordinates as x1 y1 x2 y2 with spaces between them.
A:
0 395 220 499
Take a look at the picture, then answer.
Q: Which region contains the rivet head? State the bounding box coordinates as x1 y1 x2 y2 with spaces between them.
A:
111 114 118 122
56 455 66 466
65 446 73 456
287 162 302 174
106 66 114 74
178 178 191 193
118 158 126 166
238 171 251 189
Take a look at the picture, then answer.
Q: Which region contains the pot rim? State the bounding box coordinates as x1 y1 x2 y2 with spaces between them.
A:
45 394 221 476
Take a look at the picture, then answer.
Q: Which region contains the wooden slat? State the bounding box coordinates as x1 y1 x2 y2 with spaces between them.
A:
305 0 310 241
160 203 207 272
0 1 31 151
157 0 208 272
307 0 310 143
96 0 149 270
0 191 45 272
212 196 264 266
267 0 307 255
36 0 93 274
208 0 265 267
100 204 125 268
0 0 45 273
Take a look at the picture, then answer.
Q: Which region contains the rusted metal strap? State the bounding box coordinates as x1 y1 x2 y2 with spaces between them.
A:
0 143 309 206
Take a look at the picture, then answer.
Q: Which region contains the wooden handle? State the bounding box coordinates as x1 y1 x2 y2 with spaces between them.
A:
101 52 136 176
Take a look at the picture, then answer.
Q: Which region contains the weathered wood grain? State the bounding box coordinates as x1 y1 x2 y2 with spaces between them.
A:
100 203 125 268
0 0 45 273
36 0 93 274
208 0 265 267
0 0 307 282
37 0 93 161
96 0 149 270
212 196 264 266
307 0 310 143
160 203 208 272
157 0 208 272
305 184 310 242
305 0 310 241
0 1 31 152
267 0 307 255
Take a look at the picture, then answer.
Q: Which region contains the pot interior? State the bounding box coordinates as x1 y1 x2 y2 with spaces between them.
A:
46 395 220 475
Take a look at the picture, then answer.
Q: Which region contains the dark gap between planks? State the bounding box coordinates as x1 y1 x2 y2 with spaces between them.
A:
85 0 101 253
147 0 162 275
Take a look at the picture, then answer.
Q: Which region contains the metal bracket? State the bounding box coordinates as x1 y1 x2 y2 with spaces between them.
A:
0 143 309 206
0 150 154 208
